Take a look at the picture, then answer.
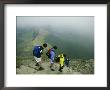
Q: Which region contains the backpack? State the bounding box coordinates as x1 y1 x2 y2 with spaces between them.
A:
55 54 64 63
33 46 41 57
55 56 60 62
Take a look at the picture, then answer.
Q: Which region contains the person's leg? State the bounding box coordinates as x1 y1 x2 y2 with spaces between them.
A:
50 59 55 71
59 64 62 72
65 60 68 67
67 61 69 67
37 58 44 70
34 56 44 70
37 58 42 67
34 56 39 66
34 56 39 62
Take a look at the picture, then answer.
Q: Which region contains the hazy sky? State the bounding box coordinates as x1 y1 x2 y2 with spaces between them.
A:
17 16 94 34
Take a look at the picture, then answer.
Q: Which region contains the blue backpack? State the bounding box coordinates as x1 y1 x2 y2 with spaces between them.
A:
33 45 41 58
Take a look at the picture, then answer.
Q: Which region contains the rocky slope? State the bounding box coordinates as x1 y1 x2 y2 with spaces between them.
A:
16 60 81 74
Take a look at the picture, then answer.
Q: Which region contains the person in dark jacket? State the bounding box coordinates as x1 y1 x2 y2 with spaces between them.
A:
33 43 47 70
65 58 70 67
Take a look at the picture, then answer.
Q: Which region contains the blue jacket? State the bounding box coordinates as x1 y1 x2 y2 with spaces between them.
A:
33 45 43 58
50 48 55 60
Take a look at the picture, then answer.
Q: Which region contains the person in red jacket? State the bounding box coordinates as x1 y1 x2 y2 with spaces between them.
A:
46 46 57 71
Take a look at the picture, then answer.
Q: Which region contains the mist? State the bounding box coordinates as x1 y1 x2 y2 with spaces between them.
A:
17 16 94 59
17 17 93 31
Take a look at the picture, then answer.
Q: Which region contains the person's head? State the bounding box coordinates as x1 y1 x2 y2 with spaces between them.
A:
43 43 47 48
53 46 57 50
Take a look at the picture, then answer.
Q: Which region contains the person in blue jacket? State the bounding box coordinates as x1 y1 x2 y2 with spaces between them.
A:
33 43 47 70
49 46 57 71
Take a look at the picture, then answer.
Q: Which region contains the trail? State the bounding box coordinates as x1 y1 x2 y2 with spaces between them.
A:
16 60 81 74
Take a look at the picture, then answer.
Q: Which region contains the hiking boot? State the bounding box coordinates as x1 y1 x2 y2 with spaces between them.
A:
35 63 39 66
38 67 44 71
59 69 62 72
51 68 55 71
59 70 62 72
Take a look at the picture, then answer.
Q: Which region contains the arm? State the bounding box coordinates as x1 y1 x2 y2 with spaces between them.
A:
40 46 43 54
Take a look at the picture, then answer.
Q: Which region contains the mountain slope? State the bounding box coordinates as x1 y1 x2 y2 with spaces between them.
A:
16 60 81 74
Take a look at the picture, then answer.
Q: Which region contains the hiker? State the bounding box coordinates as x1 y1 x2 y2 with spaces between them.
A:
33 43 47 70
46 46 57 71
65 57 70 67
58 54 66 72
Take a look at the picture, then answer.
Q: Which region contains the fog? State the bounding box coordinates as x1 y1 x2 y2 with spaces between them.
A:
17 16 93 33
17 16 94 59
